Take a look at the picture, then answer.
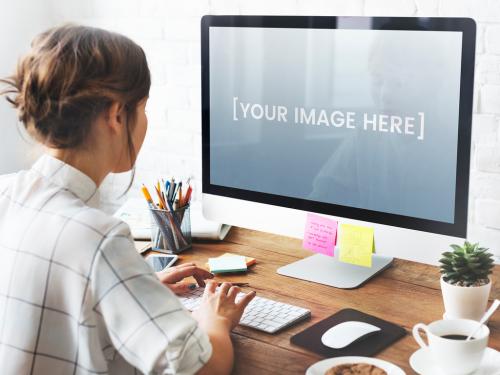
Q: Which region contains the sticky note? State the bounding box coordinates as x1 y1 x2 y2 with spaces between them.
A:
208 255 247 274
206 253 256 269
302 213 338 256
221 252 256 266
339 224 374 267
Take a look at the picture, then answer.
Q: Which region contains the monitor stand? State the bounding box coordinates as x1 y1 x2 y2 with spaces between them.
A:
277 253 393 289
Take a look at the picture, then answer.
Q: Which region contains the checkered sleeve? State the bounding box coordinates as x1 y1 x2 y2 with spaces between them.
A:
90 222 212 375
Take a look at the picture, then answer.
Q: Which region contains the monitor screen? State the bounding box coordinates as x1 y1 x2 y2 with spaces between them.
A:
202 17 475 237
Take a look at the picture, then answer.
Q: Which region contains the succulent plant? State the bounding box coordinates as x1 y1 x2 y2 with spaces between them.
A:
440 241 495 287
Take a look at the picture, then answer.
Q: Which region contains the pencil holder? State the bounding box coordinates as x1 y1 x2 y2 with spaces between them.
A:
149 204 192 254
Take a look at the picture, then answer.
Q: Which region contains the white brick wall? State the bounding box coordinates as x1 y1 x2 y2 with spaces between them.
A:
42 0 500 262
485 24 500 54
365 0 416 16
476 199 500 229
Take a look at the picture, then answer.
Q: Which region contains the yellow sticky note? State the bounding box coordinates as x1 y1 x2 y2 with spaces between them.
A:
339 224 374 267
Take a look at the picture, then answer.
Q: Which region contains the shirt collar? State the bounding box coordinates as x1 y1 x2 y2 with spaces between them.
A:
32 154 100 207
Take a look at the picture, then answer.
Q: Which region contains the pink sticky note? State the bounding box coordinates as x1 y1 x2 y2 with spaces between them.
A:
302 213 338 256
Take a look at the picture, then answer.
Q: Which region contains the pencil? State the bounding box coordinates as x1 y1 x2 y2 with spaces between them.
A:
141 185 154 207
154 186 166 209
178 182 183 205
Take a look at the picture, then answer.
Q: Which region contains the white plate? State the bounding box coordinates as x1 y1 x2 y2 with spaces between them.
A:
306 356 406 375
409 347 500 375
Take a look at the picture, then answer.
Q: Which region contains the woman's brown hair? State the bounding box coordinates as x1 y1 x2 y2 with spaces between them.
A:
0 23 150 166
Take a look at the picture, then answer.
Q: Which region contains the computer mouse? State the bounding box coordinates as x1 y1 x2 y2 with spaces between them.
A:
321 321 381 349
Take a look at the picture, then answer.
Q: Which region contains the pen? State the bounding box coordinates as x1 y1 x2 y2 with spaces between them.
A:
165 180 171 199
171 183 179 205
168 178 175 202
172 183 177 204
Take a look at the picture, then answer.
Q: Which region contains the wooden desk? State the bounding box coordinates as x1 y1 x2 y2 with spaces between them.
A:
139 227 500 374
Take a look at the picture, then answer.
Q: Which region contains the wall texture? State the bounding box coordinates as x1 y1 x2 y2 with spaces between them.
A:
3 0 500 262
0 0 55 174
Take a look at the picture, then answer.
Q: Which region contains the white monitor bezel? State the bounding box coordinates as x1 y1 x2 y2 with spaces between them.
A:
201 16 475 265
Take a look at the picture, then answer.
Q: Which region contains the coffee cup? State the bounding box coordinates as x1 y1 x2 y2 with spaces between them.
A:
412 319 489 375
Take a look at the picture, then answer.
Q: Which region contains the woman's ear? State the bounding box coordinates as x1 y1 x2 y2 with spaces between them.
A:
106 102 126 134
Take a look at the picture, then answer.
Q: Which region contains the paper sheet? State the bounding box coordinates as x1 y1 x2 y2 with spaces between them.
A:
339 224 374 267
302 213 338 256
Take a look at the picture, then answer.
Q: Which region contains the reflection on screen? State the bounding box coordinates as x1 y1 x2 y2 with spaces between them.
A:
209 26 463 223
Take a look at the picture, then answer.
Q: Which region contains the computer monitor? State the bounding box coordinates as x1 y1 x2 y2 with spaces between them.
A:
201 16 476 287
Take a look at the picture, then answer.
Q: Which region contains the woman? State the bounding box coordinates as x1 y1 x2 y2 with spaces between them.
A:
0 24 255 375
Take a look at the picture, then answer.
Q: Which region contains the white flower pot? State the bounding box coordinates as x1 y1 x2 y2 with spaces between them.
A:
440 276 492 321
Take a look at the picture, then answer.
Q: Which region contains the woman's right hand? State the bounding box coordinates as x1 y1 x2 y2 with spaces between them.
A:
192 281 256 334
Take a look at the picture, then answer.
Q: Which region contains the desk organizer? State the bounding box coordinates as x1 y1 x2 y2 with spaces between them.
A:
149 204 192 254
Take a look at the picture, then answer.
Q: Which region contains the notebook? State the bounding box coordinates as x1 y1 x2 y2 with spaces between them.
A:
114 198 231 240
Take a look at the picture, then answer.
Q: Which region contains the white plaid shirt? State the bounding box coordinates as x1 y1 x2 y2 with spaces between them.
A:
0 155 212 375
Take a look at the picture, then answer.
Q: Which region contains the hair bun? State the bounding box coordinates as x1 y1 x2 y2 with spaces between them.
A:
0 24 150 149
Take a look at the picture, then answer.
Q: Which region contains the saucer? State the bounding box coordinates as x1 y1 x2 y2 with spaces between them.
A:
409 347 500 375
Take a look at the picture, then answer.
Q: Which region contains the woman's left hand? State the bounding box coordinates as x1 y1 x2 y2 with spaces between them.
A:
157 262 214 295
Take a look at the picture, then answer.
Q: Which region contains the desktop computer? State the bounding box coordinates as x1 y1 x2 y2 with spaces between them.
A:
201 16 476 288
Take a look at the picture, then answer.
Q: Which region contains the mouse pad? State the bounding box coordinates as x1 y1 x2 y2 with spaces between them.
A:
290 308 407 357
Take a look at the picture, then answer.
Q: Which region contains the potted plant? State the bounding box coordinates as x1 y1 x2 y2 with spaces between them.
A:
439 241 495 321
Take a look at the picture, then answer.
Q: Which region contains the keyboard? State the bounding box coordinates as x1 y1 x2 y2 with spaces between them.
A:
179 287 311 334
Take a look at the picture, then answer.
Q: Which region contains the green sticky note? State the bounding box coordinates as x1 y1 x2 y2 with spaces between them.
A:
339 224 374 267
208 255 247 274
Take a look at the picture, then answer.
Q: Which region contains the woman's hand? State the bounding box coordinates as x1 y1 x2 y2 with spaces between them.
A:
193 281 255 375
156 262 214 294
192 281 256 333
